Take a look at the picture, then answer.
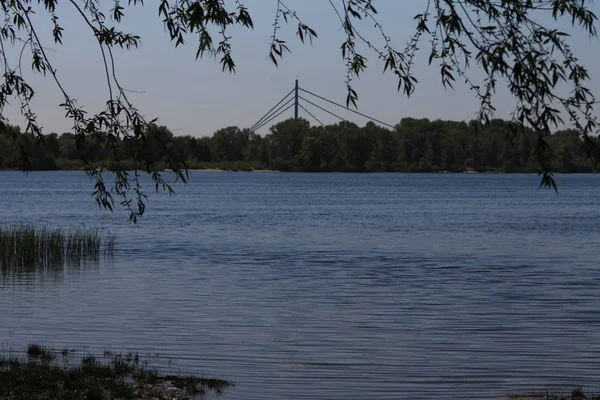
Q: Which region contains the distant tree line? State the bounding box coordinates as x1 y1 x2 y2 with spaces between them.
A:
0 118 597 173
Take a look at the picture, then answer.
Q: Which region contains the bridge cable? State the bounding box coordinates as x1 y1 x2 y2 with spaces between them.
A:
253 103 296 132
250 88 295 132
253 103 295 132
250 88 294 131
298 96 348 123
299 87 394 129
298 103 325 126
252 97 295 132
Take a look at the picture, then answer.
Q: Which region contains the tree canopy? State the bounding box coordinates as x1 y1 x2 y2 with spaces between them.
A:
0 0 598 220
2 117 596 174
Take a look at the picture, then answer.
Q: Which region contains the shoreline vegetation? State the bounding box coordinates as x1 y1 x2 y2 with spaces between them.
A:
2 117 598 174
1 165 598 174
509 387 600 399
0 225 115 272
0 344 231 400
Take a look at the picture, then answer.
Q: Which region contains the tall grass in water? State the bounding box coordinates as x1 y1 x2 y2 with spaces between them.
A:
0 225 115 271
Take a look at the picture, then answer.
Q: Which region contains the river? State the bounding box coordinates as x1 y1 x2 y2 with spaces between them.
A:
1 171 600 399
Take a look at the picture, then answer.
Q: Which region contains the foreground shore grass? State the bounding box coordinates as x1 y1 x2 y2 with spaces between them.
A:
509 387 599 400
0 344 230 400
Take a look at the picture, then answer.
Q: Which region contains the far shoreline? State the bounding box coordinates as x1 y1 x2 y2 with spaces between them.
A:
182 168 282 173
1 168 599 174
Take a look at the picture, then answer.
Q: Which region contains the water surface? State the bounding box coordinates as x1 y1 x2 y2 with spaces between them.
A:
1 171 600 399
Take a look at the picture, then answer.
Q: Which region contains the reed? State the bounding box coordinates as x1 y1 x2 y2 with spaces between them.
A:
0 224 115 271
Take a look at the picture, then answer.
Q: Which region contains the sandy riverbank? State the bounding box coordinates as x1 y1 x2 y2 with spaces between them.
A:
171 168 281 172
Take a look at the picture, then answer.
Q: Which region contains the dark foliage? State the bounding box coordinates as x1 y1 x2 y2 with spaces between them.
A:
2 117 596 174
0 345 231 400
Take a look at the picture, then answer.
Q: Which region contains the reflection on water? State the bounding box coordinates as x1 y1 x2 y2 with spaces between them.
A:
1 259 108 286
1 172 600 399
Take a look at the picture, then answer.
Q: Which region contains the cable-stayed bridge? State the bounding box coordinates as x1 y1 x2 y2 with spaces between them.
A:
249 79 394 133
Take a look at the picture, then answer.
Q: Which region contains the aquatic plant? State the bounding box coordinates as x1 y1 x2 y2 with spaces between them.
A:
0 344 231 400
26 343 56 364
0 224 116 271
26 343 43 358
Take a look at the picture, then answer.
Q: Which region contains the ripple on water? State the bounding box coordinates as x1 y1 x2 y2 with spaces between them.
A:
1 172 600 399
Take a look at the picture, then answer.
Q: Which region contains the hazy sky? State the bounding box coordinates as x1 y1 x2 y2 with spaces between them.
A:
3 0 600 137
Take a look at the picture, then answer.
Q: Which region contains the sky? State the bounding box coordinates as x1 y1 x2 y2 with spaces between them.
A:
2 0 600 137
